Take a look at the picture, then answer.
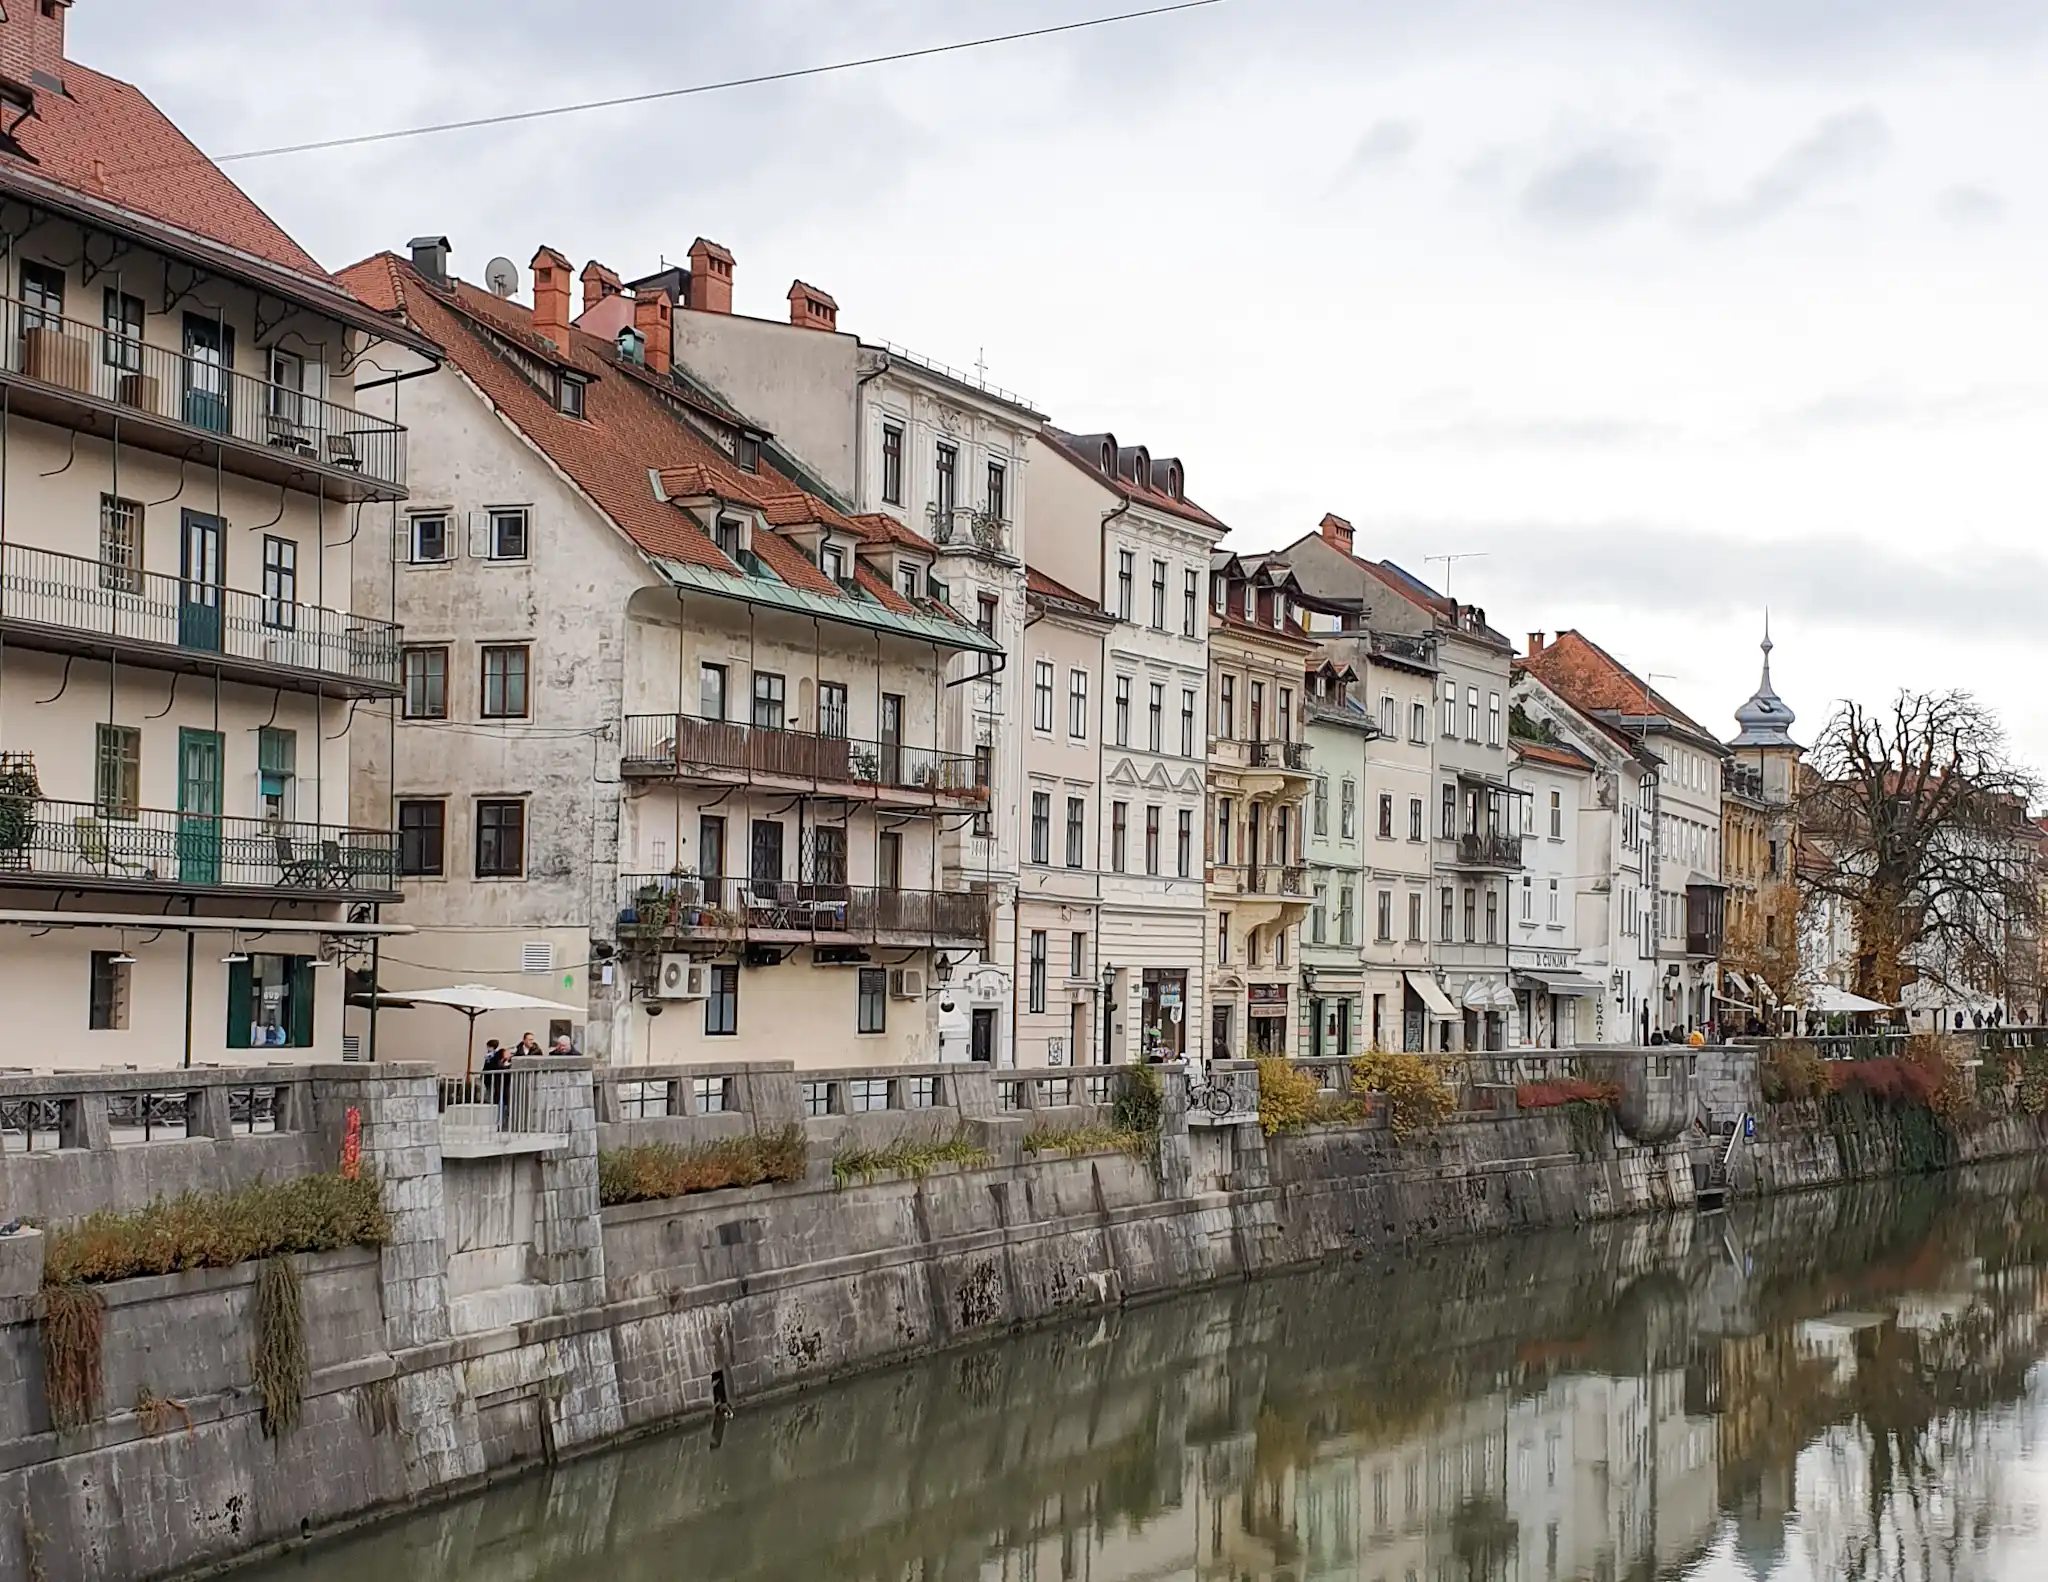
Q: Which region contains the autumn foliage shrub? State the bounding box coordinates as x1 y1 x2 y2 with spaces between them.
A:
1761 1042 1829 1104
1256 1059 1322 1136
1514 1079 1620 1111
1827 1056 1941 1109
598 1125 808 1205
1353 1052 1459 1141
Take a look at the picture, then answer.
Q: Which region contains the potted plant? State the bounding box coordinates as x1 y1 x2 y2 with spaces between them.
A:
0 751 39 869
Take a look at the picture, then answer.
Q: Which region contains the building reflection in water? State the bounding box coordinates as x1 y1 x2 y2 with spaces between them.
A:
248 1164 2048 1582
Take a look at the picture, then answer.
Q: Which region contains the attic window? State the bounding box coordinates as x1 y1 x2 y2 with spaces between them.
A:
617 326 646 366
1100 442 1113 473
1167 463 1183 499
735 434 761 473
897 561 922 600
821 542 848 585
713 516 747 564
557 372 587 419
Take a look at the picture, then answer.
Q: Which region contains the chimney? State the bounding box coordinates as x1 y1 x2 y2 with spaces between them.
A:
0 0 69 95
530 246 573 349
1319 512 1355 556
580 260 622 319
1527 631 1546 656
408 235 451 287
787 280 839 333
632 290 673 375
686 237 735 314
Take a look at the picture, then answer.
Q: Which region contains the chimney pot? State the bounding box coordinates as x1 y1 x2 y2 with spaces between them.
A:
787 279 839 333
529 246 573 349
408 235 452 287
1318 512 1355 556
686 237 735 315
1527 631 1546 655
632 290 673 376
580 260 622 319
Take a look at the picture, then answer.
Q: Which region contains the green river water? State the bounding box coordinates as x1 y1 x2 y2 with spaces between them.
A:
247 1163 2048 1581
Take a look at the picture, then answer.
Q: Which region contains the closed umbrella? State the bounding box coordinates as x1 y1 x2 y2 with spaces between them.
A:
370 984 585 1076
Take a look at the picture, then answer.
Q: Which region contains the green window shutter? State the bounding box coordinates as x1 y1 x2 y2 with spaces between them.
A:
258 727 297 776
287 956 315 1048
226 956 255 1048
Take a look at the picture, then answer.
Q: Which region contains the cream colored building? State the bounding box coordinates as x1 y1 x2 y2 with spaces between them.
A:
0 8 421 1069
342 244 996 1070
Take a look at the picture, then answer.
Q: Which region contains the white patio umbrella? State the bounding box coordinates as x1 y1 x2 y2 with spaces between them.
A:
1800 984 1893 1016
371 984 584 1076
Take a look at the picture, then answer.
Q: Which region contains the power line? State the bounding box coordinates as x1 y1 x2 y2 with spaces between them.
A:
175 1 1229 172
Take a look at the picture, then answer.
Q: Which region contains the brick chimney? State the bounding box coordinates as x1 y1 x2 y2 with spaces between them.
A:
580 260 621 319
787 280 838 333
1527 631 1546 656
632 290 673 375
686 238 734 314
0 0 70 95
530 246 572 349
1319 512 1355 556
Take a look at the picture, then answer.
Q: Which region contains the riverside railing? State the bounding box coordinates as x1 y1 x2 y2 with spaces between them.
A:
0 1065 307 1154
619 713 983 802
0 541 401 691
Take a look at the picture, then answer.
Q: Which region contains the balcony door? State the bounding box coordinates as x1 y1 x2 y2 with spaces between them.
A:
179 510 224 652
182 313 234 433
176 727 224 885
879 692 904 786
749 819 784 893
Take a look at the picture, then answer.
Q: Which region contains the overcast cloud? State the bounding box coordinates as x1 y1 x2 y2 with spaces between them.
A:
70 0 2048 765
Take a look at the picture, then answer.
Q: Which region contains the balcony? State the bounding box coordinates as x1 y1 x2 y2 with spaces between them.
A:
0 799 397 901
619 714 984 810
1206 863 1311 908
618 874 987 949
0 543 401 697
1453 832 1524 870
0 295 407 501
1249 739 1313 774
1368 629 1437 669
926 504 1013 559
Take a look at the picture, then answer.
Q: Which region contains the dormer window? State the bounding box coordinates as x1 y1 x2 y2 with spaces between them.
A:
1212 576 1226 614
821 542 848 584
1166 462 1183 499
616 326 646 366
897 561 922 600
557 372 587 419
713 515 747 565
736 433 761 473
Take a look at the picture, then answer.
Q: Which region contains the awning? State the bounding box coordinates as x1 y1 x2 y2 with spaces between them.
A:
1518 968 1605 998
1463 978 1514 1010
1724 970 1750 997
1798 985 1892 1015
1405 971 1458 1018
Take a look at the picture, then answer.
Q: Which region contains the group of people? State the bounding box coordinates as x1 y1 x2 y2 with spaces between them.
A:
481 1031 579 1069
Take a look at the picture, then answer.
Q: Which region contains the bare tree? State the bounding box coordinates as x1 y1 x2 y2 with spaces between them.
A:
1799 690 2041 1006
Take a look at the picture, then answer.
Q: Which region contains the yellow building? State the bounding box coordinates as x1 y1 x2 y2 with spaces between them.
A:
1721 628 1802 1022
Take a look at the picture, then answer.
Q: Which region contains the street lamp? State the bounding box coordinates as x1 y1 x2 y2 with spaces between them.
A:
1099 961 1116 1066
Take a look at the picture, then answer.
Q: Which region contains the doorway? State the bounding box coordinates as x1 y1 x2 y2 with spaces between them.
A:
969 1006 997 1064
179 510 224 652
1140 969 1186 1060
176 728 224 885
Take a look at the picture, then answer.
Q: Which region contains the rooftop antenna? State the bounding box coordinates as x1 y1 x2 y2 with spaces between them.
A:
1424 551 1488 596
484 256 520 298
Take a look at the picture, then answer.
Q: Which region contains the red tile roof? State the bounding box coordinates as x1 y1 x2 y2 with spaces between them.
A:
1026 565 1100 611
1513 739 1597 774
1041 429 1228 532
1520 631 1719 746
846 511 937 554
336 250 961 628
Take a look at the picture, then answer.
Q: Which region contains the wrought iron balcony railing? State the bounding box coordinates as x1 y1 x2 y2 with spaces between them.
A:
0 797 396 897
619 873 988 946
0 542 401 693
620 713 983 802
1249 739 1313 772
1454 832 1524 869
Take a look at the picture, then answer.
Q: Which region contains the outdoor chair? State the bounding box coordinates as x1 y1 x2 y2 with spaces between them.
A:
74 816 147 877
275 834 324 888
325 433 362 470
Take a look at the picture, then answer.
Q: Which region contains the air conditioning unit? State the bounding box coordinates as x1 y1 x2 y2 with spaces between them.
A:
890 968 924 1001
657 954 708 1000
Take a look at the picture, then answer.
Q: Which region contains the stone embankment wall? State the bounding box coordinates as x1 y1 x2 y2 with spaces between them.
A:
0 1046 2033 1582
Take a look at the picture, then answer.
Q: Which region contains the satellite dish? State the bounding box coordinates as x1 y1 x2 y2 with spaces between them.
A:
485 257 520 298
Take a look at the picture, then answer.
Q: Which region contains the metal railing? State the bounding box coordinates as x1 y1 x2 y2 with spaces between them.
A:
620 713 982 800
1 542 401 690
436 1067 555 1135
1249 740 1313 772
1455 832 1524 868
620 873 988 945
0 1069 297 1153
1368 629 1437 667
1207 864 1311 899
0 797 396 895
0 293 406 489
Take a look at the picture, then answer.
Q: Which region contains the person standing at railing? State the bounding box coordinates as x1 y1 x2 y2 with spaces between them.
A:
481 1040 511 1122
513 1031 544 1061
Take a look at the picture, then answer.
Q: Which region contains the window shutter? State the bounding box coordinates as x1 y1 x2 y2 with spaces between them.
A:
392 522 410 564
225 956 255 1048
521 941 554 974
287 957 316 1047
467 511 489 560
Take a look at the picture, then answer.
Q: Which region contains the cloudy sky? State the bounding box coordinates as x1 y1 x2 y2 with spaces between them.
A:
75 0 2048 764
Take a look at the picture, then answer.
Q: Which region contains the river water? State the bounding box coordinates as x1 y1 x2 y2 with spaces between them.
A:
250 1164 2048 1582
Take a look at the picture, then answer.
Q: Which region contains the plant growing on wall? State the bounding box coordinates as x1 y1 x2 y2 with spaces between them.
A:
1113 1064 1163 1135
253 1255 308 1439
0 751 39 863
38 1283 104 1433
1352 1052 1458 1141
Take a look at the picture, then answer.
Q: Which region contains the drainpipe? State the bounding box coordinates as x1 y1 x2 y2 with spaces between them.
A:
852 351 891 509
1095 497 1131 1061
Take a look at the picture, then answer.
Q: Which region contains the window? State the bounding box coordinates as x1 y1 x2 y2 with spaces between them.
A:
1276 928 1287 967
398 799 445 876
1380 694 1397 736
403 647 448 719
1376 889 1393 942
475 799 526 877
1376 792 1393 840
1212 574 1226 613
557 373 586 418
94 723 139 820
1066 797 1086 868
1548 877 1560 924
1145 806 1161 875
1279 688 1293 740
102 287 144 372
876 828 899 889
897 562 920 600
97 494 142 592
752 671 786 729
1180 690 1196 757
1411 700 1428 743
705 965 738 1036
1216 798 1233 864
881 422 904 504
1440 887 1454 942
935 442 957 519
1463 886 1477 943
1340 781 1358 840
1338 883 1356 945
821 542 847 584
261 535 297 628
1150 559 1167 629
1522 793 1534 836
818 680 849 738
1033 661 1054 731
1069 670 1089 738
976 593 998 638
1312 885 1327 943
409 514 450 564
1466 687 1479 741
1028 932 1048 1014
713 516 743 563
1521 875 1533 922
1148 683 1164 751
1486 889 1499 944
1114 676 1131 746
21 260 64 331
1070 932 1087 978
973 746 993 837
1249 681 1265 741
1408 892 1423 941
1177 809 1192 877
1441 783 1456 839
1441 679 1457 738
1409 796 1424 841
734 433 760 473
1219 675 1235 739
257 727 296 823
1218 910 1231 964
89 950 130 1031
1116 550 1134 619
488 508 529 561
1183 569 1199 636
698 662 728 721
857 968 887 1034
481 645 529 718
1314 775 1329 836
1488 691 1501 747
1111 802 1128 872
1030 792 1051 864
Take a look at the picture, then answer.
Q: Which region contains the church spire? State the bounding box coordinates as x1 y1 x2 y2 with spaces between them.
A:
1731 617 1798 750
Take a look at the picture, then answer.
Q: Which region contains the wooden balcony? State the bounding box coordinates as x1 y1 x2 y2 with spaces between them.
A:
619 714 985 811
619 874 988 950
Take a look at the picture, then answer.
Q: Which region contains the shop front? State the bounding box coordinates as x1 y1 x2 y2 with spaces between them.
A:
1141 968 1188 1061
1248 981 1291 1054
